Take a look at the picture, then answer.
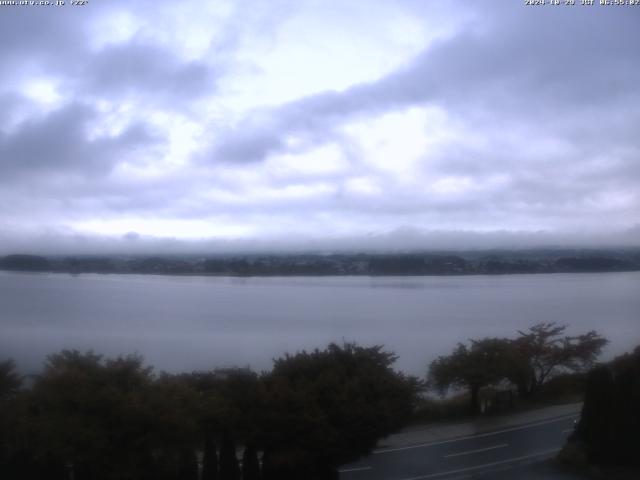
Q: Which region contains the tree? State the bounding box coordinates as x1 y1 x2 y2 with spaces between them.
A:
510 323 608 398
242 444 261 480
429 325 609 410
176 448 198 480
428 338 513 414
28 350 111 479
201 433 218 480
184 367 263 443
182 367 264 480
0 359 21 401
144 373 201 480
571 346 640 466
18 350 201 480
218 432 240 480
259 342 420 477
0 360 23 479
577 365 615 463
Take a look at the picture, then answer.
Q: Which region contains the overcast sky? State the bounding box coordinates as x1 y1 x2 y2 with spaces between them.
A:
0 0 639 253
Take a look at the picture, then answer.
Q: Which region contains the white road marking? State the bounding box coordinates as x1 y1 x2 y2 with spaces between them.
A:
374 414 578 454
338 466 372 473
398 448 560 480
443 443 508 458
562 428 574 433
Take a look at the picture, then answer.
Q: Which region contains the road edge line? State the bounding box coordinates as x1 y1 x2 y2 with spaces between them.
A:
399 448 561 480
374 413 578 454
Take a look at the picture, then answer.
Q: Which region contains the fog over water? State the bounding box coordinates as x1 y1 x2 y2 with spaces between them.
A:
1 271 638 376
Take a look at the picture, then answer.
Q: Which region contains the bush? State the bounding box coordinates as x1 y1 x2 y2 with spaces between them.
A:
411 393 471 423
535 373 586 403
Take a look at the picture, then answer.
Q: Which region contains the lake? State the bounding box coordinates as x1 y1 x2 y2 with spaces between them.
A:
1 271 638 376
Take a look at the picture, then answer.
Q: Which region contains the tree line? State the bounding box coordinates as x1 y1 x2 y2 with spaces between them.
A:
0 323 611 479
428 323 608 414
2 249 639 276
0 343 419 480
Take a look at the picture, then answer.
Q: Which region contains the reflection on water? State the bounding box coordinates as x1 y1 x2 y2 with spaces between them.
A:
1 271 638 375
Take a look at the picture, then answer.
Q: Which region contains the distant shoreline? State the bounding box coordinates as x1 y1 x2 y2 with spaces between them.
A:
2 268 640 279
0 268 640 278
2 249 639 278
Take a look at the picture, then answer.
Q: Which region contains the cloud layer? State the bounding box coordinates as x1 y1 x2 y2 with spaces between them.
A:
0 1 638 252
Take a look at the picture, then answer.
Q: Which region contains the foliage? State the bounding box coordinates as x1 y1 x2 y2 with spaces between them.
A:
572 346 640 466
428 338 513 413
0 360 23 478
0 359 22 401
428 324 608 413
510 323 608 397
3 329 606 479
0 343 420 479
411 392 472 423
202 433 218 480
5 250 639 276
3 350 203 480
260 342 421 474
26 351 162 479
242 444 261 480
532 372 586 403
218 432 241 480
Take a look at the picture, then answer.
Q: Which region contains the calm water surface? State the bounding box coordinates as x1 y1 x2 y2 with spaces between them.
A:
1 271 638 376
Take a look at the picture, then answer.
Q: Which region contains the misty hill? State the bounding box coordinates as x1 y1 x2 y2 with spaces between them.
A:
0 254 51 272
1 249 639 277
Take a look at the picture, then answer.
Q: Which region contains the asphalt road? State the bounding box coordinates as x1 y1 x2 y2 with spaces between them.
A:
339 413 580 480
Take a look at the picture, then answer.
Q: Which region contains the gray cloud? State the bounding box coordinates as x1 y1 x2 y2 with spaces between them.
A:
0 102 159 179
0 1 637 251
0 93 28 129
0 1 219 107
84 43 216 101
0 8 83 74
195 3 640 242
208 5 640 163
212 124 287 163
